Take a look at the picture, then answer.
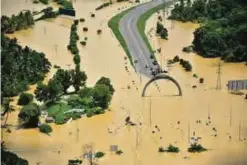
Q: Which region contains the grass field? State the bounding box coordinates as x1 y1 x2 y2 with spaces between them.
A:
108 7 135 67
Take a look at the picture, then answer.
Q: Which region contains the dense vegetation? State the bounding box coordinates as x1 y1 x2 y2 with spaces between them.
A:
39 0 49 5
67 20 80 54
169 55 192 71
1 35 51 98
1 11 34 33
18 93 34 106
54 0 74 9
188 143 207 152
35 7 59 21
169 0 247 62
95 1 112 10
18 102 41 128
1 142 29 165
156 22 168 39
39 123 52 133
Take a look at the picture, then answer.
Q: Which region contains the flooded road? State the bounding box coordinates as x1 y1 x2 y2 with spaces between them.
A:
2 0 247 165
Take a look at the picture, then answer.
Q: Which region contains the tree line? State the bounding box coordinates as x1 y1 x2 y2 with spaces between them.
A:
1 34 51 98
1 11 34 33
169 0 247 62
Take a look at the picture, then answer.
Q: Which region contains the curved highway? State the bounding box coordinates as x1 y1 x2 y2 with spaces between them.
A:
120 0 166 77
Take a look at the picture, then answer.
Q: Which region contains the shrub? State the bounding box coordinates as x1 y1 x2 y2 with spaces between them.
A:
39 123 52 133
183 45 193 53
84 37 88 41
116 150 123 155
54 65 61 69
79 18 85 22
167 144 180 153
74 19 79 25
39 0 49 5
68 159 82 165
158 147 166 152
18 93 33 105
86 109 93 117
188 143 207 153
83 27 88 32
158 15 162 21
97 29 102 34
73 55 81 64
91 13 95 18
80 41 86 46
173 55 180 62
33 0 39 3
95 151 105 158
199 78 204 83
160 28 168 39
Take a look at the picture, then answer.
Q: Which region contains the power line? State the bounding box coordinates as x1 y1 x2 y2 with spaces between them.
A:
216 61 222 90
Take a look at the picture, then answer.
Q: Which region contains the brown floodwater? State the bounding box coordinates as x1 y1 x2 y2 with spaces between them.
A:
1 0 247 165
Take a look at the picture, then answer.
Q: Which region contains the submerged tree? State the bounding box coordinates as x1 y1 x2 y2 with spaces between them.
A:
18 102 41 128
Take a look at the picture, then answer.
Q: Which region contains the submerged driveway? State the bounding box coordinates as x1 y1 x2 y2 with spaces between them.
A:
120 0 166 77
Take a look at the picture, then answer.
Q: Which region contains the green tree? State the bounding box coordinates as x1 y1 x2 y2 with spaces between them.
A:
95 77 115 95
78 87 94 98
18 102 41 128
1 98 15 127
53 69 73 94
73 54 81 64
93 84 112 109
18 93 33 105
72 70 87 92
35 79 63 102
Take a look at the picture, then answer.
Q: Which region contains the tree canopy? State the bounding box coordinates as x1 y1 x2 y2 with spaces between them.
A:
1 11 34 33
18 102 41 128
169 0 247 62
1 35 51 98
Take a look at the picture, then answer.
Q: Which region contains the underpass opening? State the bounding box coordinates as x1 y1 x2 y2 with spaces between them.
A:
142 74 182 97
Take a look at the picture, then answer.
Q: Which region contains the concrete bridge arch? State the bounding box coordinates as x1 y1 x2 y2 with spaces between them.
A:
142 74 182 97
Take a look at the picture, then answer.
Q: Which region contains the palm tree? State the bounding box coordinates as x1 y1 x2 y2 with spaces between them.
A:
1 98 15 127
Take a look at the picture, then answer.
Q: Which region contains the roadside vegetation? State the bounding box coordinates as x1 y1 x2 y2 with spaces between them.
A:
39 123 52 134
108 7 135 66
95 0 112 10
169 0 247 63
156 21 168 39
137 1 174 55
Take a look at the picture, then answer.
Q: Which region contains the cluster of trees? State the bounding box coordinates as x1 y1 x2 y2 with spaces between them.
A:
170 55 192 71
1 35 51 98
36 7 59 21
54 0 74 10
159 144 180 153
156 22 168 39
169 0 247 62
68 77 115 118
18 102 41 128
18 93 34 105
67 20 79 54
95 1 112 10
35 68 87 102
1 142 29 165
39 0 49 5
1 11 34 33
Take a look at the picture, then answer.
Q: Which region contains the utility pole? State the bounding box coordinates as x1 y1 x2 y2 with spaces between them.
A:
239 120 241 141
216 61 222 90
230 106 232 126
149 95 152 126
188 122 190 145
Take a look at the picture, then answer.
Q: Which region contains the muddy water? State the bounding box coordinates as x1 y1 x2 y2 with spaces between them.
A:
2 0 247 165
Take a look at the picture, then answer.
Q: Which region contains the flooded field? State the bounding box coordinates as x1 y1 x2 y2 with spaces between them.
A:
1 0 247 165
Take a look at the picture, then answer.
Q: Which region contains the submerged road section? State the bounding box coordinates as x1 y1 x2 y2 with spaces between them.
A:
120 0 166 77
